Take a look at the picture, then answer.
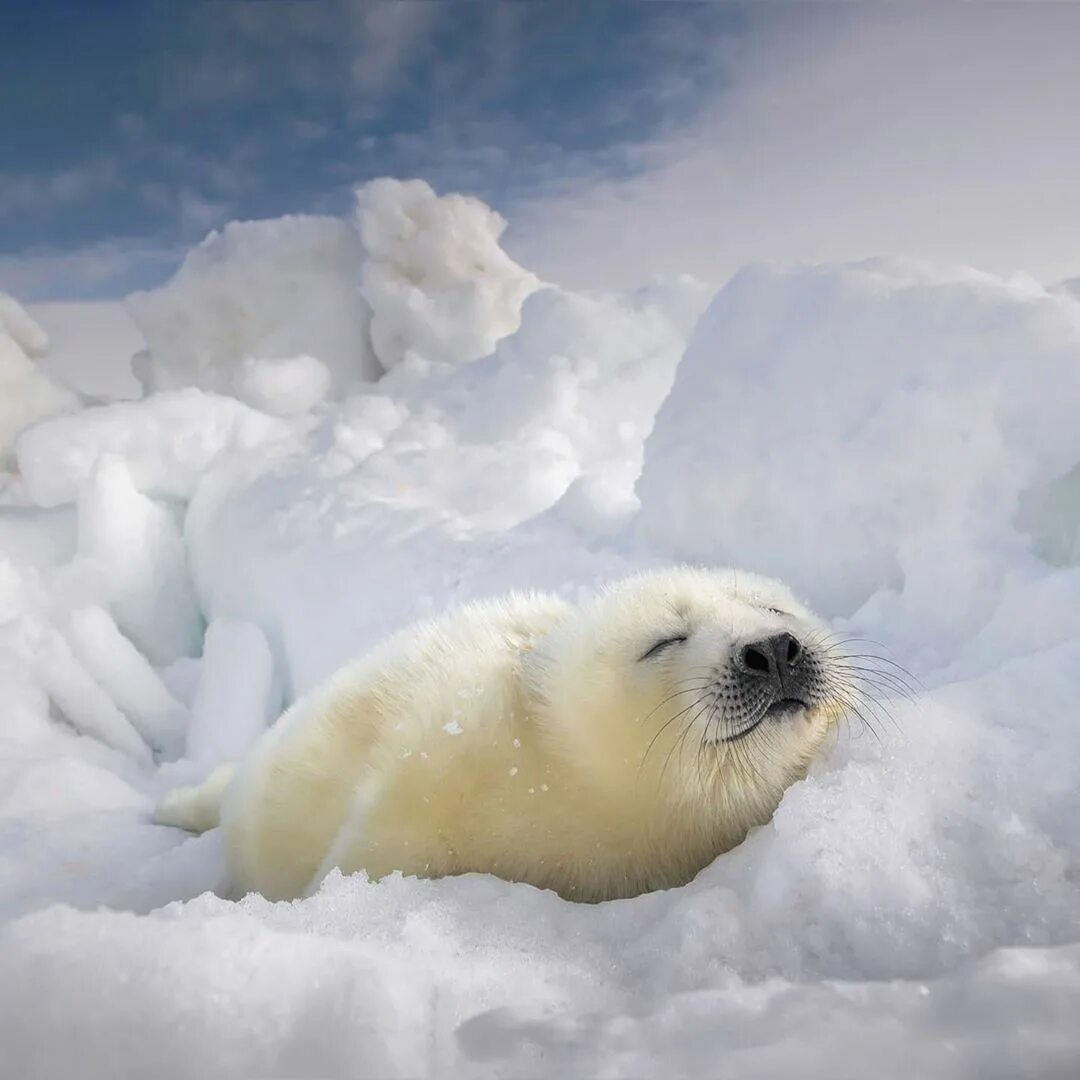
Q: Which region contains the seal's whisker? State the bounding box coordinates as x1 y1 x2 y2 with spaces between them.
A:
636 683 713 728
639 693 710 772
827 664 917 701
825 660 920 704
825 681 895 742
815 642 922 688
659 696 713 791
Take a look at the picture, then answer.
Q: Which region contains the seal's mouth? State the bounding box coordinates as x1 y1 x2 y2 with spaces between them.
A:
715 697 811 744
764 697 809 719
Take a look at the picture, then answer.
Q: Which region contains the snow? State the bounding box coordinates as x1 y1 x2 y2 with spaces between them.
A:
357 177 540 371
29 300 144 401
73 455 203 664
126 214 379 395
637 260 1080 643
233 354 332 417
124 179 540 403
184 619 280 765
0 291 79 467
65 605 187 757
15 388 293 507
1 180 1079 1077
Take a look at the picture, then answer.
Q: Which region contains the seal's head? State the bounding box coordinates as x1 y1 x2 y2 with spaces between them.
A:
531 567 854 850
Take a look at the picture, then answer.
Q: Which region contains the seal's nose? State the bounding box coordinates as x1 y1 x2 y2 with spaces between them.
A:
738 632 803 681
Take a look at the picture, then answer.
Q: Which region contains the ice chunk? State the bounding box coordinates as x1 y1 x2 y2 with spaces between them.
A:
0 505 76 569
184 618 280 764
128 215 380 395
0 291 49 357
233 354 332 417
15 389 292 508
1016 459 1080 567
156 656 203 710
315 283 697 533
33 625 151 764
357 177 540 370
66 606 187 757
0 291 79 467
637 259 1080 633
74 456 202 664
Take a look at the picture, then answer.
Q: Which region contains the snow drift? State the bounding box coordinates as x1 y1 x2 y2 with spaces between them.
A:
1 179 1079 1078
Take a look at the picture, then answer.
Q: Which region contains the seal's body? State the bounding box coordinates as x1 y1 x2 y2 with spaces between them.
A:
157 568 851 901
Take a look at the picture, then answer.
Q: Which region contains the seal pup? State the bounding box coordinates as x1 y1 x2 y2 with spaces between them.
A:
157 567 862 901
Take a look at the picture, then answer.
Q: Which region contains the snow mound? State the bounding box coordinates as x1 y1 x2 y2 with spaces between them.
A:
126 179 541 403
127 215 378 395
637 259 1080 648
185 277 707 694
325 279 707 533
357 177 540 370
233 354 332 417
15 388 293 507
0 291 79 467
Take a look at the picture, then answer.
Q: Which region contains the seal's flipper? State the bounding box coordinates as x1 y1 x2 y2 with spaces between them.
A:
154 762 236 834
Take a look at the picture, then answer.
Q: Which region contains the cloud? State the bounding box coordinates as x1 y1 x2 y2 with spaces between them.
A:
0 159 120 216
0 238 182 303
348 2 440 100
507 5 1080 289
154 1 442 113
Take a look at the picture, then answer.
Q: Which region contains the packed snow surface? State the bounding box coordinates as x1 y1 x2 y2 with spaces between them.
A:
1 179 1079 1078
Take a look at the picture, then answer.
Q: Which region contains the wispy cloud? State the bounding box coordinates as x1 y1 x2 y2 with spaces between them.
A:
348 2 441 101
0 158 120 215
510 5 1080 289
0 238 182 302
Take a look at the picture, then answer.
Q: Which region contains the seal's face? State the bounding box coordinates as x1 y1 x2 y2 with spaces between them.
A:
630 577 838 747
534 567 852 818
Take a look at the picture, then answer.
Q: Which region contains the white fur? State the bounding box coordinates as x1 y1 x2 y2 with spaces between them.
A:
156 568 846 902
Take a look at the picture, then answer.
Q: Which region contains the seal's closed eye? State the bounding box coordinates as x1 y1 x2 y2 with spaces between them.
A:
639 635 688 661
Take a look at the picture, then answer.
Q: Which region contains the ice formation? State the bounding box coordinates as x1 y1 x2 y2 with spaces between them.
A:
127 214 378 395
356 177 540 371
0 291 78 467
126 178 541 404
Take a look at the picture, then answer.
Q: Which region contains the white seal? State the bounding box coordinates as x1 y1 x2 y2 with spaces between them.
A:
157 567 858 901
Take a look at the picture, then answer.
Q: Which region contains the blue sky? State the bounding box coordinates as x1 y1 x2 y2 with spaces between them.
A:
5 4 1080 301
0 1 743 299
